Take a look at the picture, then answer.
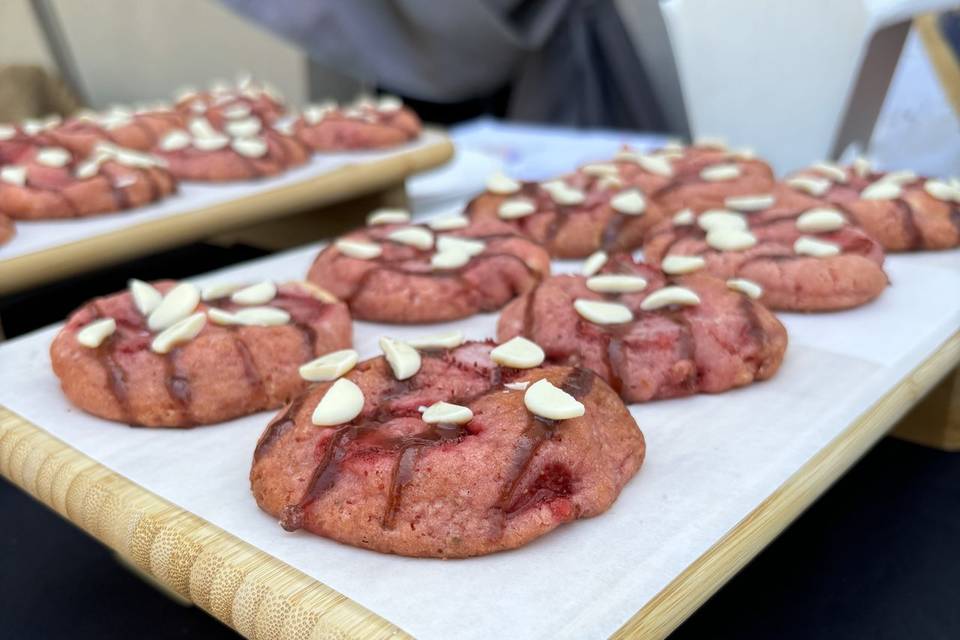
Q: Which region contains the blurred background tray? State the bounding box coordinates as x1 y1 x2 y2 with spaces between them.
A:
0 131 452 295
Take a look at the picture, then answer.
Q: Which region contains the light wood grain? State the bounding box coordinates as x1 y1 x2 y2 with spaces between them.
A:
2 332 956 639
611 331 960 639
0 135 452 295
892 366 960 450
0 410 410 640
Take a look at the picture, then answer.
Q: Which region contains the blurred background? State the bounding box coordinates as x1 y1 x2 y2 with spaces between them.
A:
1 0 958 174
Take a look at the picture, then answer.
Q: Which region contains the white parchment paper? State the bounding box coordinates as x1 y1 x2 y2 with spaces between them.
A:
0 131 446 261
0 244 958 640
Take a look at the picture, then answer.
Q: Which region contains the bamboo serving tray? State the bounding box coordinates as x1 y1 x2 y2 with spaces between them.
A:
1 244 959 639
1 334 957 639
0 132 453 295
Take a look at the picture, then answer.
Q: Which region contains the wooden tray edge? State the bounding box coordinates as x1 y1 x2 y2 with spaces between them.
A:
612 330 960 639
0 409 412 640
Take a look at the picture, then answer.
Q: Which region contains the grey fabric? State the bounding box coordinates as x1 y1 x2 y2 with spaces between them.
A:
221 0 666 129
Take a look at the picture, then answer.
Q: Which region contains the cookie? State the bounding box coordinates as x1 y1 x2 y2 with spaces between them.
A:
497 255 787 403
649 140 776 215
174 77 286 125
787 159 960 251
0 142 176 220
154 114 308 181
250 339 645 558
0 213 14 246
291 95 422 151
306 215 551 323
47 105 185 156
50 279 352 427
642 187 888 311
466 164 666 258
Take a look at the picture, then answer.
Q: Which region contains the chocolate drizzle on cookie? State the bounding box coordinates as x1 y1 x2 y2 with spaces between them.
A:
76 283 331 427
277 346 597 534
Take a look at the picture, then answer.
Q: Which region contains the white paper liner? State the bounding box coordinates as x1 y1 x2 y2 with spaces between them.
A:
0 244 958 639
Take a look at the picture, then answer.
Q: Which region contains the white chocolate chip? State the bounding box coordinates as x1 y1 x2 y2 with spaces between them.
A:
613 149 640 163
231 281 276 305
706 228 757 252
311 378 365 426
387 226 434 250
147 283 200 332
524 378 585 421
150 312 206 354
610 189 646 215
672 209 695 226
367 208 411 226
586 274 648 293
726 278 763 299
223 103 252 119
574 298 634 324
549 185 586 206
226 117 262 138
406 330 465 350
504 380 530 391
540 179 566 192
731 147 756 160
427 216 469 231
436 235 485 256
582 163 619 177
74 160 101 180
498 198 537 219
193 134 229 151
861 181 902 200
794 236 841 257
335 239 382 260
924 179 960 202
128 279 162 316
189 117 218 139
300 349 359 382
787 175 831 196
695 135 727 149
431 249 470 270
36 147 71 168
698 210 747 232
207 308 239 325
0 165 27 186
377 95 403 113
724 194 775 212
380 336 421 380
582 250 608 277
77 318 116 348
597 175 624 190
700 163 742 182
853 156 872 178
491 336 546 369
486 173 521 195
421 401 473 424
878 170 917 186
795 208 846 233
231 307 290 326
160 130 191 151
809 161 848 183
662 255 706 275
200 282 243 301
636 154 674 177
231 136 268 158
173 86 197 103
640 286 701 310
303 103 335 124
0 124 15 140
